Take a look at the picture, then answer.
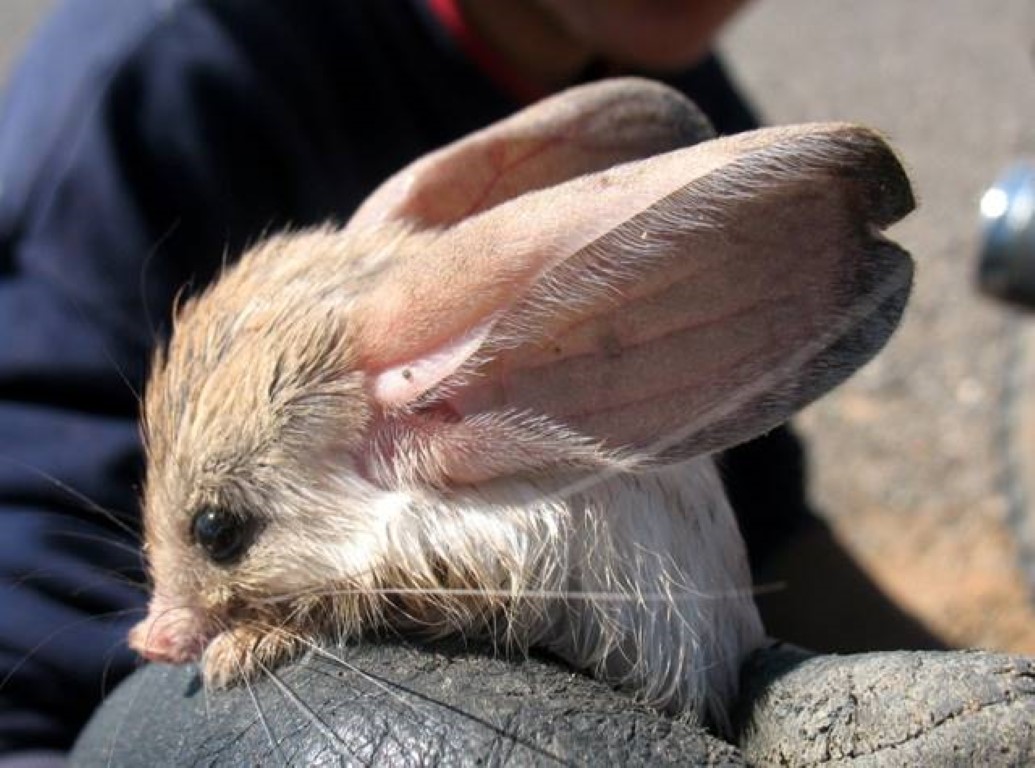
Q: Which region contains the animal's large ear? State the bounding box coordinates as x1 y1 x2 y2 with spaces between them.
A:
351 119 914 486
347 78 715 230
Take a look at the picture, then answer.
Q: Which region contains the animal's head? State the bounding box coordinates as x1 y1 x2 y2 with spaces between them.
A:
128 79 914 681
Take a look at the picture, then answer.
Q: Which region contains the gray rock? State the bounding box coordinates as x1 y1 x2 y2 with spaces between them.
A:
71 639 741 767
736 644 1035 766
72 641 1035 767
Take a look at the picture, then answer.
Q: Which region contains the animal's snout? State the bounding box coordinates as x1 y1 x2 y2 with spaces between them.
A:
128 601 209 664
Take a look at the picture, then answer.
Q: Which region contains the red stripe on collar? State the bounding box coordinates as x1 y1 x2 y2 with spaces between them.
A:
426 0 548 104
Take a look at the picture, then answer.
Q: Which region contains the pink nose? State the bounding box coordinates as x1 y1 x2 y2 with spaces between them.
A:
128 604 208 664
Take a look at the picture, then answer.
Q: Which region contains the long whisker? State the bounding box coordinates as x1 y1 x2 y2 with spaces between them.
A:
199 615 233 721
231 620 451 743
96 338 143 406
211 629 288 767
0 455 140 540
191 616 288 762
49 529 146 559
297 637 424 714
103 640 150 768
7 566 147 595
243 615 562 760
296 639 457 757
242 672 287 765
5 563 145 592
252 583 781 608
258 660 369 766
38 267 146 407
30 268 145 406
139 220 181 346
74 571 149 596
0 607 144 691
294 638 571 765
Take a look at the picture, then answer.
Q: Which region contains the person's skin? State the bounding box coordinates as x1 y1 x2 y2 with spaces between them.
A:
458 0 752 90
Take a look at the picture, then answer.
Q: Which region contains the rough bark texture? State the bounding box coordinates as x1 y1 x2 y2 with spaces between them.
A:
72 641 1034 767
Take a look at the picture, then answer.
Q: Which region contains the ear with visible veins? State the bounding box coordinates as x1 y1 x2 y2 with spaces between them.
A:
347 80 915 488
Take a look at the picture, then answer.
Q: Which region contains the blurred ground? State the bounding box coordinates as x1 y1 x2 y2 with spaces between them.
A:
724 1 1035 652
2 2 1033 653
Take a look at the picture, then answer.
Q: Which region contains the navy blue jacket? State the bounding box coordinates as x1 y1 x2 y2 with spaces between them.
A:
0 0 780 750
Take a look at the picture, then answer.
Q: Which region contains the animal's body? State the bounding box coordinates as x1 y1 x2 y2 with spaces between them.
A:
129 78 914 728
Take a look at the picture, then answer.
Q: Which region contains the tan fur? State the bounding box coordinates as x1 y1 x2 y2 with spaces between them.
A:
133 225 763 728
129 79 914 733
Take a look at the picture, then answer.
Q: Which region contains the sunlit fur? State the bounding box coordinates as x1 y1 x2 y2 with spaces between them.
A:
130 124 911 730
132 226 764 730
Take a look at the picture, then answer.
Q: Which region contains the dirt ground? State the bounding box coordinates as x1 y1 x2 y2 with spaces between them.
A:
724 1 1035 652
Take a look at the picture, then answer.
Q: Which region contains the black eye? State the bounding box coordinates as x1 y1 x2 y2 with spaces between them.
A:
191 507 252 564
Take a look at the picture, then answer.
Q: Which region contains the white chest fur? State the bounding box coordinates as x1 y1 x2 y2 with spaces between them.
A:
384 457 765 728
